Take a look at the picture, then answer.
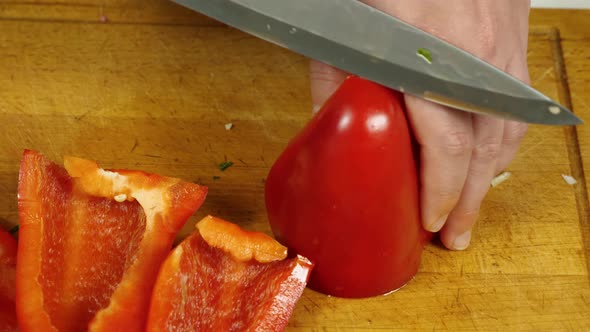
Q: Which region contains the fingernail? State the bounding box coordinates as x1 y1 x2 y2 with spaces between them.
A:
312 104 321 114
452 230 472 250
427 214 447 232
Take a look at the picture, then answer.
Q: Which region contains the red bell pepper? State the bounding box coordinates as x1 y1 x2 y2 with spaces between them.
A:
16 150 207 331
265 76 432 298
146 215 313 332
0 228 18 332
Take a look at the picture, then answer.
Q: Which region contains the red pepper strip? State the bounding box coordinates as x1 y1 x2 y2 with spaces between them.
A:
146 215 313 332
0 228 18 332
16 150 207 332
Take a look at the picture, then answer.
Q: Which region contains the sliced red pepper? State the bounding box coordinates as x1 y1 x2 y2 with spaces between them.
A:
0 228 18 332
146 215 313 332
16 150 207 332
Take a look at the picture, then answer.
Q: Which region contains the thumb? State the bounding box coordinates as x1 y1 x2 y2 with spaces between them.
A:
309 60 348 113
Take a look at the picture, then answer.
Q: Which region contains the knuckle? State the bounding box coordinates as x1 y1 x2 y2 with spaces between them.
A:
435 188 463 204
476 37 497 60
452 209 480 225
470 18 500 61
473 141 501 161
460 208 480 218
441 131 474 157
503 123 528 145
450 208 480 229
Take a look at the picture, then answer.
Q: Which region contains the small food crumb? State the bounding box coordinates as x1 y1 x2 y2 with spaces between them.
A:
212 176 221 180
99 15 108 23
491 171 511 187
218 161 233 171
417 48 433 64
224 123 233 131
114 194 127 202
562 174 577 185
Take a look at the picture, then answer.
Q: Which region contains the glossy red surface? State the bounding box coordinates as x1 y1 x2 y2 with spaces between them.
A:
266 76 431 298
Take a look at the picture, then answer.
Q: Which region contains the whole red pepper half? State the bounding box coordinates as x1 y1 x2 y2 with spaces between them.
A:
0 228 18 332
147 215 313 332
16 150 207 331
265 76 432 298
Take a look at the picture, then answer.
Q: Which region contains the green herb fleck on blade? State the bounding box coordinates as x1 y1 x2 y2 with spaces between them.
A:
9 225 19 235
218 161 233 171
417 48 433 64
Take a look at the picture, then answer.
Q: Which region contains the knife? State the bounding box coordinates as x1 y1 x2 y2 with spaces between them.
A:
172 0 583 125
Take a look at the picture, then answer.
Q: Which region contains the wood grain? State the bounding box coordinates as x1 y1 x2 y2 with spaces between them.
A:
1 2 589 330
0 0 219 25
530 9 590 40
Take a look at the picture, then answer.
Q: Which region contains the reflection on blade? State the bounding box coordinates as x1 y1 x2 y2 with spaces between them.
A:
172 0 583 125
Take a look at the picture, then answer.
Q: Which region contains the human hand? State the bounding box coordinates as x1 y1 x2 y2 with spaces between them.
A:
309 0 531 250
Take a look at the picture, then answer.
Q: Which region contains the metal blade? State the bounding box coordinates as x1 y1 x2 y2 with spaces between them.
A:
172 0 583 125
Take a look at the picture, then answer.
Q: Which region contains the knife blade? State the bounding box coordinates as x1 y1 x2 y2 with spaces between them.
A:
172 0 583 125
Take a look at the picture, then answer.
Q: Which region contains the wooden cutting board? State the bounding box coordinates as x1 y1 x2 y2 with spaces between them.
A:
0 1 589 330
